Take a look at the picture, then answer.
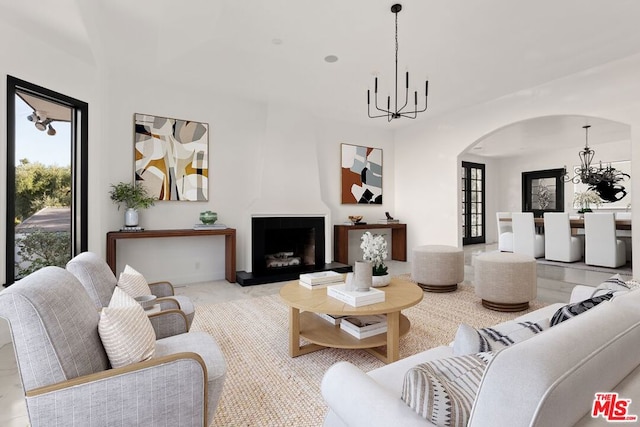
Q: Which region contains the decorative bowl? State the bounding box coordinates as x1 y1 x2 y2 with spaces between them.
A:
200 210 218 225
134 295 157 310
348 215 363 224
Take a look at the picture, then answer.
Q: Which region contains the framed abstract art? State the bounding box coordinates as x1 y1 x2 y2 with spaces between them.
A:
134 113 209 201
341 143 383 204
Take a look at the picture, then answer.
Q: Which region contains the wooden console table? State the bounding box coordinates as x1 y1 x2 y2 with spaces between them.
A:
333 223 407 265
106 228 237 283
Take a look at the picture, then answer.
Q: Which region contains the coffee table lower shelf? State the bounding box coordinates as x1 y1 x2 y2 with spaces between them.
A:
293 311 410 363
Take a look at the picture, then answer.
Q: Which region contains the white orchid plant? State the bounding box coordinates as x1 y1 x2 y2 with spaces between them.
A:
573 190 602 212
360 231 388 276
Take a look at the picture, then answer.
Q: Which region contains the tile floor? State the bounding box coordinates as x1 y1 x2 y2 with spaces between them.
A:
0 243 632 426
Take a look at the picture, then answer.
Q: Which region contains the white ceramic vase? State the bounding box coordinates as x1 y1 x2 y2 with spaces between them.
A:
124 208 139 226
372 273 391 287
353 260 373 292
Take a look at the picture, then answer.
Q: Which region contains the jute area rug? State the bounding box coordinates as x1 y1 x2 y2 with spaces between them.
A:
191 277 548 426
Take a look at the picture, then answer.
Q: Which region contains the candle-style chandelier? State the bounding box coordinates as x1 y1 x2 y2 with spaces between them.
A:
562 125 629 185
367 4 429 121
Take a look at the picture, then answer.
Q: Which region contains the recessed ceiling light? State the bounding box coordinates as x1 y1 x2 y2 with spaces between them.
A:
324 55 338 63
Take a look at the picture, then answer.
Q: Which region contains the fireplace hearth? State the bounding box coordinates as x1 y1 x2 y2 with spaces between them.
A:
236 216 351 286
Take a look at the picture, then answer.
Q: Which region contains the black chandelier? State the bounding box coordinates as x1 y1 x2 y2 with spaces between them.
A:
562 125 629 185
367 4 428 121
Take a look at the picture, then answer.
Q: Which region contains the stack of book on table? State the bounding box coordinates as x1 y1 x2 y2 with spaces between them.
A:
377 218 400 224
315 313 347 325
340 314 388 339
193 223 228 230
326 284 385 307
298 271 344 289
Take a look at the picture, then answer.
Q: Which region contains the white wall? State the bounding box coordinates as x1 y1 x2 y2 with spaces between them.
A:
395 53 640 274
98 73 396 283
0 21 101 286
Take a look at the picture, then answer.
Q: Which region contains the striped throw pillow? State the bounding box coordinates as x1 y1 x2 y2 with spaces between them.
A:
98 302 155 368
453 319 548 356
117 264 152 297
401 352 495 427
109 285 139 307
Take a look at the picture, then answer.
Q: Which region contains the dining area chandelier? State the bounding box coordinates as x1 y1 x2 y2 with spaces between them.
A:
367 4 429 121
562 125 629 185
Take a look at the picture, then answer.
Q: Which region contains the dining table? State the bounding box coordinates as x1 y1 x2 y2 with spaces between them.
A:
500 216 632 231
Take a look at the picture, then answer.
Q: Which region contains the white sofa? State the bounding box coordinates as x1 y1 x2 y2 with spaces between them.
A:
321 286 640 427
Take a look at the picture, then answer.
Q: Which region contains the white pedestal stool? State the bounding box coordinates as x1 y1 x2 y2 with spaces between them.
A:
411 245 464 292
474 252 537 312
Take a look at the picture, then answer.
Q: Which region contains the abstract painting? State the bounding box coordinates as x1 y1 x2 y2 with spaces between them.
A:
134 113 208 201
341 143 382 204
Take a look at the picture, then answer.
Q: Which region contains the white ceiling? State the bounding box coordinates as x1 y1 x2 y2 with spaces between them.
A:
3 0 639 148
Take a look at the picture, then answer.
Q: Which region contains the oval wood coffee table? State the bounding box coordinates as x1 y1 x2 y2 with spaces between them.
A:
279 276 423 363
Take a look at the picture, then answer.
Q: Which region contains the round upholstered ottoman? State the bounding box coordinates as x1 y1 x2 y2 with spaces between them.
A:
411 245 464 292
474 252 537 312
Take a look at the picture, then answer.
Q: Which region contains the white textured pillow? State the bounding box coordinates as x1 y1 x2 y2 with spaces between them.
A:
401 352 495 427
109 286 139 307
117 264 152 297
453 319 549 356
98 303 155 368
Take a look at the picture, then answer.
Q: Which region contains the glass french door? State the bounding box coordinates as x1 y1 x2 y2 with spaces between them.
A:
461 161 486 245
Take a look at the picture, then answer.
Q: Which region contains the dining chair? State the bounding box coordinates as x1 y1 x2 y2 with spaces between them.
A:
511 212 545 258
543 213 582 262
496 212 514 252
584 213 627 268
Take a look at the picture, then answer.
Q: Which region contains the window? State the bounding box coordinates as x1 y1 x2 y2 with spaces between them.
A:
461 161 485 245
5 76 88 285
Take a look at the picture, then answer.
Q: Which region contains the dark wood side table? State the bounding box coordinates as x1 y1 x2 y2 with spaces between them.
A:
333 223 407 265
106 228 237 283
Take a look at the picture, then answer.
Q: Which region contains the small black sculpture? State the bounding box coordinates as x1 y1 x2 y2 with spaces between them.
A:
385 212 394 220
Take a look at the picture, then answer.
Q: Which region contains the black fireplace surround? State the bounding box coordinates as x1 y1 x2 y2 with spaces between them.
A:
235 216 351 286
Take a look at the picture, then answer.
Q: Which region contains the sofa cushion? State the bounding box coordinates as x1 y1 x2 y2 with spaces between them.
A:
453 319 549 356
550 292 614 326
401 352 495 427
98 302 155 368
117 264 152 297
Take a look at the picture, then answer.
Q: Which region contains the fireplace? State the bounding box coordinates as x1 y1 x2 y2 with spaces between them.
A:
236 215 351 286
252 216 325 275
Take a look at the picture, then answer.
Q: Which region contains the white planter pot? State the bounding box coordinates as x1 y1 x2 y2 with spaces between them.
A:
372 273 391 287
124 208 139 226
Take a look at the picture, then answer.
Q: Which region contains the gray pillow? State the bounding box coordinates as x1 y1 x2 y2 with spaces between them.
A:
550 292 614 326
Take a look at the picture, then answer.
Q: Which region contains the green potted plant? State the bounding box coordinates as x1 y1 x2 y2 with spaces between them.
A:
109 182 155 227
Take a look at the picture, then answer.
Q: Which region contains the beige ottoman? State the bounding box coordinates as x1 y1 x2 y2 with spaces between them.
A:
411 245 464 292
474 252 537 312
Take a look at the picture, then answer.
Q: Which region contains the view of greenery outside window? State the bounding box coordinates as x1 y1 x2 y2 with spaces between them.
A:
14 159 72 278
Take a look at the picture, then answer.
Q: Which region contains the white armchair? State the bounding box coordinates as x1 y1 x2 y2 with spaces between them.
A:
512 212 545 258
584 213 626 268
496 212 514 252
0 266 226 427
543 213 582 262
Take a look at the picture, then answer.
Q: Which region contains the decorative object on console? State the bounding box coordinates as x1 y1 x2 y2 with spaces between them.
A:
135 113 209 201
341 143 383 204
199 210 218 224
361 231 390 287
348 215 363 224
366 4 429 121
108 181 155 228
573 190 601 213
562 125 630 186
